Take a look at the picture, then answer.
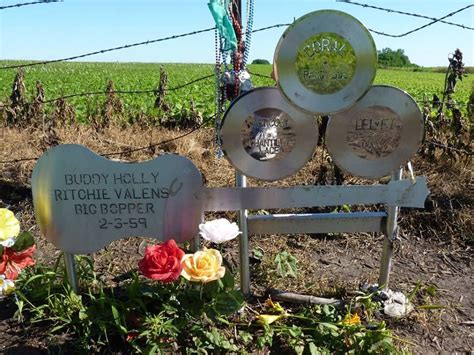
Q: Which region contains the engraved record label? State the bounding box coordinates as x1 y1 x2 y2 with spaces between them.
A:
346 106 402 160
295 32 356 94
241 108 296 162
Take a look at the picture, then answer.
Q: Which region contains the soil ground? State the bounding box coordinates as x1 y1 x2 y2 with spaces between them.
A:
0 124 472 354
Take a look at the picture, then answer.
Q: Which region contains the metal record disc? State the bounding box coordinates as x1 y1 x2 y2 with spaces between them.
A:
325 85 424 179
220 87 318 181
274 10 377 114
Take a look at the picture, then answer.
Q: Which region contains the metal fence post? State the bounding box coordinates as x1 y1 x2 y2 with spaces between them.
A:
192 211 204 252
64 252 78 293
379 168 403 290
236 171 250 295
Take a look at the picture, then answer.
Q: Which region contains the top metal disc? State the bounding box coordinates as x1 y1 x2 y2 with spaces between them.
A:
274 10 377 115
220 87 318 181
325 85 424 179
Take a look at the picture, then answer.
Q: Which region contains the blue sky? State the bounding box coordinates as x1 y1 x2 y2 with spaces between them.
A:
0 0 473 66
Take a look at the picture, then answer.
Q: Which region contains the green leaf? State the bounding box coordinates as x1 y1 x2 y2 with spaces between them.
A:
111 304 121 326
220 269 235 290
238 330 253 345
0 245 3 258
11 231 35 252
274 251 298 278
203 279 221 299
308 342 321 355
425 283 437 297
213 290 245 316
252 247 264 260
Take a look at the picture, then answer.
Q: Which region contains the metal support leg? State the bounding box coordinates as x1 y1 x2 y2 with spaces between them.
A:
379 168 403 290
64 252 78 293
192 211 204 252
236 171 250 295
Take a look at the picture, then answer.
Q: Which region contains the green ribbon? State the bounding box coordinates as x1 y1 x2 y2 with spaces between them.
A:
208 0 237 53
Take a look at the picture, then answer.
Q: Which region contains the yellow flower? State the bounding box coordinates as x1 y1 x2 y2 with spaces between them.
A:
265 298 286 314
341 313 361 326
181 248 225 283
256 314 285 325
0 209 20 244
0 276 15 297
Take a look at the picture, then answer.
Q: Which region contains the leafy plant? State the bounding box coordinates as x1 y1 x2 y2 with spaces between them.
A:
274 250 298 278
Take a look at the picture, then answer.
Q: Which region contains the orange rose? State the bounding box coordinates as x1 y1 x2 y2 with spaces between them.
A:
181 248 225 283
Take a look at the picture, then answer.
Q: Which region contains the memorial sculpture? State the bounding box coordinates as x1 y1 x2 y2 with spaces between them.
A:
31 10 428 294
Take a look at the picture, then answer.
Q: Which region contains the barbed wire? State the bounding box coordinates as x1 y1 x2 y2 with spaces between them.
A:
1 136 470 165
363 4 474 38
0 27 216 70
339 0 474 31
247 70 273 79
0 0 61 10
0 23 292 71
425 140 472 156
0 114 216 164
0 74 214 109
249 23 291 34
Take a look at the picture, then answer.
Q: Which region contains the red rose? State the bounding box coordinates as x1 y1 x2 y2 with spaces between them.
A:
0 245 36 280
138 240 184 283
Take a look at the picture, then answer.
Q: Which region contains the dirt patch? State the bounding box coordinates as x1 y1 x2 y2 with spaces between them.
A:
0 124 472 353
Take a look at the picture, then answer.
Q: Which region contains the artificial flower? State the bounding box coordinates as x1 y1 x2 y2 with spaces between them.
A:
0 245 36 280
199 218 241 244
181 247 225 283
138 240 184 283
0 275 15 297
0 209 20 247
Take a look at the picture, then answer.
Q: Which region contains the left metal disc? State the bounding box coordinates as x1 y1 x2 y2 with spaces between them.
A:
220 87 319 181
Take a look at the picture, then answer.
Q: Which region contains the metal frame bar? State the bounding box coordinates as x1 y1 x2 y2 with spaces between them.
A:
64 252 78 292
378 168 403 290
236 172 250 295
248 212 387 235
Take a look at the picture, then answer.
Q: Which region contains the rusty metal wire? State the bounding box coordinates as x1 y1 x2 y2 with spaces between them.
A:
339 0 474 31
0 74 214 109
0 0 61 10
0 114 216 164
355 3 474 38
0 27 216 70
0 23 293 71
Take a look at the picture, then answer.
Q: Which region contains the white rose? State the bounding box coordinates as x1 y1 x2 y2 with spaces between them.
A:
199 218 241 244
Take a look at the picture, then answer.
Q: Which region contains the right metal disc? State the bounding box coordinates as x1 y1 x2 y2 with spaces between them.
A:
274 10 377 115
325 85 424 179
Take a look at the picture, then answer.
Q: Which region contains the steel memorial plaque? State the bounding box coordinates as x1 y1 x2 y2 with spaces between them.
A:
326 85 424 179
220 87 318 181
31 144 203 254
274 10 377 114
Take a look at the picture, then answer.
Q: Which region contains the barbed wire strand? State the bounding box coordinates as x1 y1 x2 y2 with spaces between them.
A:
0 27 216 70
101 114 216 158
425 140 472 156
0 74 214 109
0 23 292 71
1 138 470 165
0 0 61 10
339 0 474 31
0 114 216 164
42 74 215 104
364 4 474 38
